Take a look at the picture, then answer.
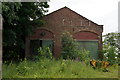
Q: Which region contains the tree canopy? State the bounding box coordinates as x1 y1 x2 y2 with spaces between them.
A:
2 2 49 61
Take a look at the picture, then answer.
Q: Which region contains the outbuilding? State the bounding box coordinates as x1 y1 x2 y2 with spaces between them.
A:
25 7 103 59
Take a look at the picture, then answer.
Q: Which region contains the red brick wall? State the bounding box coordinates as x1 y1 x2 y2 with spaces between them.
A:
25 7 103 58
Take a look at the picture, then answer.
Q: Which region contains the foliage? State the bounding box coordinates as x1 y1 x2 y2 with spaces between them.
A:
3 58 118 78
77 49 90 62
36 46 52 60
61 32 78 59
61 32 90 61
2 2 49 61
103 32 119 64
103 44 118 64
103 32 120 47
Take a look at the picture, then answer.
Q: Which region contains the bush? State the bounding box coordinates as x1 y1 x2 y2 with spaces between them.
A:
61 32 90 61
61 32 78 59
35 46 52 60
77 49 90 62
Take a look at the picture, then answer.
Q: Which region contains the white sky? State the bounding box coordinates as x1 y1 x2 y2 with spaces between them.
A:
47 0 119 35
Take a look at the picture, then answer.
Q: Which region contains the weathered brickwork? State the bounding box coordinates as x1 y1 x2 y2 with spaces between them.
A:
26 7 103 59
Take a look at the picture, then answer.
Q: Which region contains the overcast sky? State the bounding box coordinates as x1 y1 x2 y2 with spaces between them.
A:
47 0 119 35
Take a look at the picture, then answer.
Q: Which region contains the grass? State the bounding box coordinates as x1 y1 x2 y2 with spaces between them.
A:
2 58 118 78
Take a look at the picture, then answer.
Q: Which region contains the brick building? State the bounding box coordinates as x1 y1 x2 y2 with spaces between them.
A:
25 7 103 59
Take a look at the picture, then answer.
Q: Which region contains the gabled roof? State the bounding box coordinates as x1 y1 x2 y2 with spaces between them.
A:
45 6 103 26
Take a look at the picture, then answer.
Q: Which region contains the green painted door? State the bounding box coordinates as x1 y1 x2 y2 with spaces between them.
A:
77 41 98 60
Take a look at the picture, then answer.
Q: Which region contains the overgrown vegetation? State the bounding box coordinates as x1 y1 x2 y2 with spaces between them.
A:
3 31 119 78
3 35 119 78
37 46 53 59
61 32 90 62
3 58 118 78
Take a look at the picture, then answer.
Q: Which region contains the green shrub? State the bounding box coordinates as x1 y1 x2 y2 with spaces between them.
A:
61 32 78 59
35 46 52 60
77 49 90 61
61 31 90 61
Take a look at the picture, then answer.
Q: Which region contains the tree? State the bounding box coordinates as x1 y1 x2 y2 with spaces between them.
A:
2 2 49 62
103 32 120 64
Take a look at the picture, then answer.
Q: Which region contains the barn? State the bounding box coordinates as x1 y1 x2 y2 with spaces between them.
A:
25 7 103 60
